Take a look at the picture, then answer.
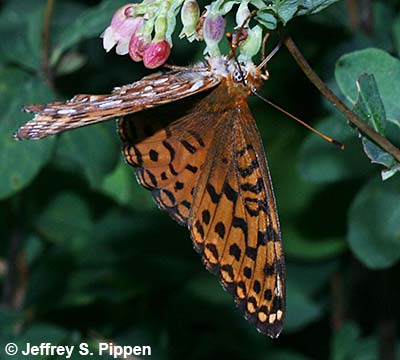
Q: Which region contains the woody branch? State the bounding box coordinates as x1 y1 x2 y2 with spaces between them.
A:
280 29 400 164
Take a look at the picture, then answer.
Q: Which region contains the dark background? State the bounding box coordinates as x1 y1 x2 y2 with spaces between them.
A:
1 0 400 359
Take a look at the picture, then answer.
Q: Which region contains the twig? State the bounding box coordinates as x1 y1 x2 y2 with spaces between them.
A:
330 272 345 331
280 30 400 163
379 318 396 360
41 0 55 89
345 0 359 31
1 228 27 309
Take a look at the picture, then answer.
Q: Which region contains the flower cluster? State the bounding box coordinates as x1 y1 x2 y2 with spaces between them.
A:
102 0 264 68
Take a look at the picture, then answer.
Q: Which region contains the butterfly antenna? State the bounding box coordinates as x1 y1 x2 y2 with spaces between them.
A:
257 40 282 71
261 32 271 63
251 90 344 149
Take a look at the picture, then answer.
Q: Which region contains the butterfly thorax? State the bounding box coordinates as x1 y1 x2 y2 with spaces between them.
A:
207 56 264 99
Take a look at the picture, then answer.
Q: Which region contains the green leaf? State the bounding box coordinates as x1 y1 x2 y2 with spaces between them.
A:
354 73 386 134
352 73 399 179
347 176 400 269
331 322 361 360
35 192 93 244
287 262 338 295
285 281 323 331
0 68 55 200
299 116 372 183
335 48 400 127
256 0 340 29
331 322 378 360
100 159 156 211
55 123 119 188
284 226 346 261
296 0 341 16
185 275 231 305
0 0 44 70
51 0 127 65
361 139 399 180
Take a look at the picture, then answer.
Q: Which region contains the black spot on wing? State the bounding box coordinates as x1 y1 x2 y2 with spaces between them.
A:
215 222 226 238
229 243 241 261
181 140 196 154
185 164 198 173
206 184 221 204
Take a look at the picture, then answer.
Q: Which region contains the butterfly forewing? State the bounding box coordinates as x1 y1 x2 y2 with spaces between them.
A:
119 81 285 337
15 69 219 140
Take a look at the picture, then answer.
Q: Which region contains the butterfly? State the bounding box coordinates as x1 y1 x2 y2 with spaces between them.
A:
15 55 285 338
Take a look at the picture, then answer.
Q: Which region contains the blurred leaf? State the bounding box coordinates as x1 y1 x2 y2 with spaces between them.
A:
100 159 156 211
20 323 70 344
55 123 119 188
0 68 55 200
55 51 86 76
393 13 400 56
299 116 371 183
348 176 400 269
331 322 360 360
51 0 127 65
185 275 231 305
285 281 323 332
35 192 93 244
0 0 44 70
287 261 338 294
0 309 25 336
284 226 346 261
331 322 378 360
335 48 400 127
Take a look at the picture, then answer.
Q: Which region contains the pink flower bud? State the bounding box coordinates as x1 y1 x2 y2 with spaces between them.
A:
128 33 150 62
203 14 225 44
143 40 171 69
101 4 143 56
203 13 225 56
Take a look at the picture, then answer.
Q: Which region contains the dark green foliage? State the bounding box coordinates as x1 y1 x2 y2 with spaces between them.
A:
1 1 400 359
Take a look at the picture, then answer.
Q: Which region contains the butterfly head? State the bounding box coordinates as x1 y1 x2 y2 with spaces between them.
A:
208 56 264 97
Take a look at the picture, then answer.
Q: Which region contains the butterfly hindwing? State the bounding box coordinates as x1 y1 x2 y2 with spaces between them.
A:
119 89 217 226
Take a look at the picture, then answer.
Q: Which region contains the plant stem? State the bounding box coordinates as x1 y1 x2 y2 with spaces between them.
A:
330 272 345 331
2 201 27 309
280 30 400 163
379 318 396 360
42 0 55 90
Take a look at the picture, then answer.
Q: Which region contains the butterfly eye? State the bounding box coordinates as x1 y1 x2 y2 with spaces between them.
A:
232 68 247 83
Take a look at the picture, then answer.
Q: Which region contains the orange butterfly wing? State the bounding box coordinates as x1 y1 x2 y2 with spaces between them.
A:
119 81 285 337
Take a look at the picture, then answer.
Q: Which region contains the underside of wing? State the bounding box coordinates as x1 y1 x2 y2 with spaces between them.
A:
119 83 285 337
189 94 285 338
119 90 218 226
15 68 219 140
